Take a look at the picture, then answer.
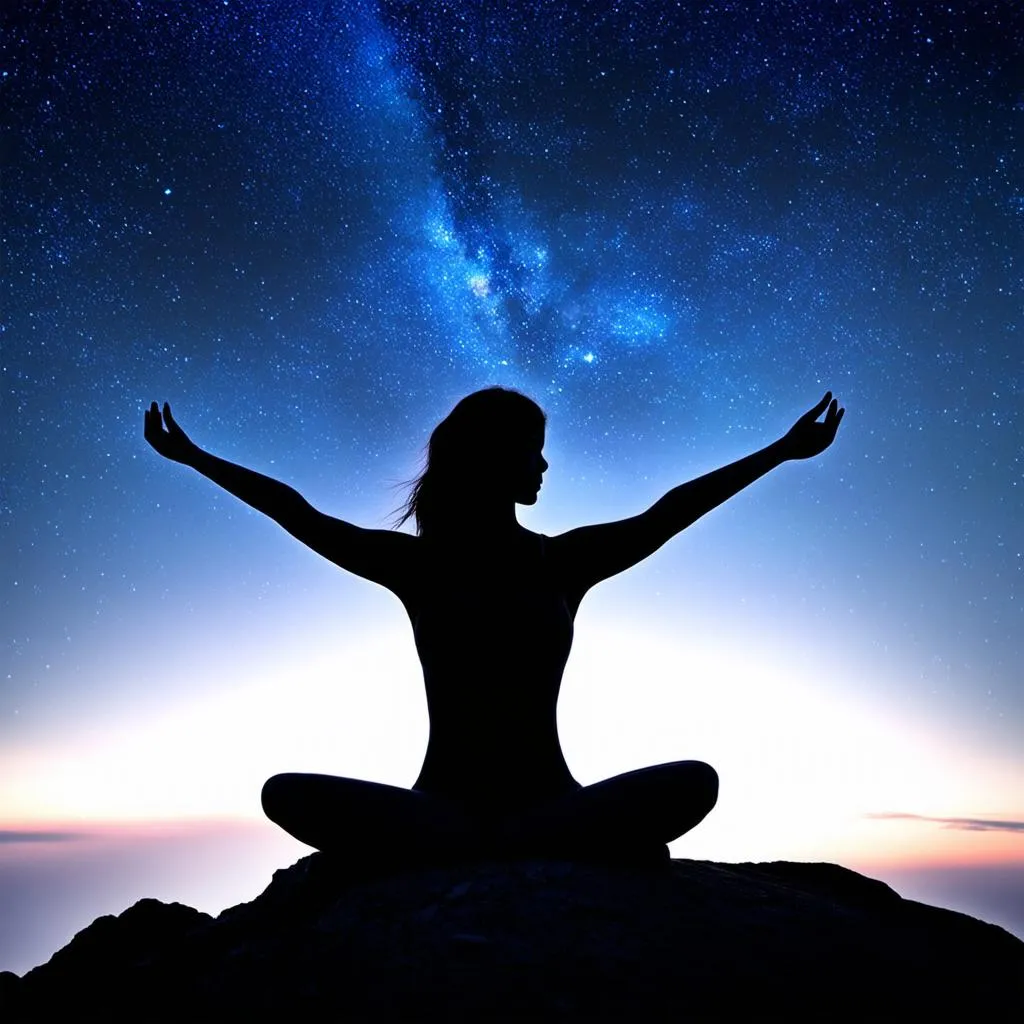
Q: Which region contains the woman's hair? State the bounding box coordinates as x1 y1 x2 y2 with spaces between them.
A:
395 386 546 536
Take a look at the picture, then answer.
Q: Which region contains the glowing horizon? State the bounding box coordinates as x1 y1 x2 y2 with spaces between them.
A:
3 610 1020 872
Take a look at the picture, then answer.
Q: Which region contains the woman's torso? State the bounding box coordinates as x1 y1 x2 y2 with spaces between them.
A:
402 530 581 811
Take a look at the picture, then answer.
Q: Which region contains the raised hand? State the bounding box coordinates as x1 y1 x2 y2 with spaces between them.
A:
779 392 845 461
144 401 200 464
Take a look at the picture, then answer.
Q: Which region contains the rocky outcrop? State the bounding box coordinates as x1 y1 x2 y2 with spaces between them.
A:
4 854 1022 1020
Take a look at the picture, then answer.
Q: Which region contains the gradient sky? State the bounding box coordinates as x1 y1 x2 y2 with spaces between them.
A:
3 0 1023 974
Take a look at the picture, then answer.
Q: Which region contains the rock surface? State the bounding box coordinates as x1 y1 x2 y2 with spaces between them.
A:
4 854 1023 1020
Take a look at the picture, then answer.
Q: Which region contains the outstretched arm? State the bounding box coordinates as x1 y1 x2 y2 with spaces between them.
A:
551 393 844 602
143 402 414 593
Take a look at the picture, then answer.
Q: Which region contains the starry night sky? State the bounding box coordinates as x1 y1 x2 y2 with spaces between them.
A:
2 0 1023 971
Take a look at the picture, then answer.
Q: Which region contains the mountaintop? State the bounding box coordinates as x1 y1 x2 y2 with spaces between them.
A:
3 852 1022 1020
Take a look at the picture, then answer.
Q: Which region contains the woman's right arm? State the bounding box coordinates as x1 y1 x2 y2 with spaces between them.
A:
143 402 415 593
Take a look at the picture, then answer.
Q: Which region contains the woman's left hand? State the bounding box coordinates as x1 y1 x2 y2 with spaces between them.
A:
144 401 200 464
779 392 845 460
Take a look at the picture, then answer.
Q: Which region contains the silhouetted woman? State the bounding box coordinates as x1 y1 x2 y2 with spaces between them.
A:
145 388 843 867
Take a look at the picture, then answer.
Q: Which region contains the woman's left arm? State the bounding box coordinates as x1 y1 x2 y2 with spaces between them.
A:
551 392 844 600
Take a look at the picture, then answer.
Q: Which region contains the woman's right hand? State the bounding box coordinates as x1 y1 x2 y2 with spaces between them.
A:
144 401 199 464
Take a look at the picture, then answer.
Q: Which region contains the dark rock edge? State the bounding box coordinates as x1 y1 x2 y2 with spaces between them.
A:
3 855 1022 1021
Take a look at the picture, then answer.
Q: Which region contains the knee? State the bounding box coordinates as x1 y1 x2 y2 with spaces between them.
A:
690 760 719 810
261 773 296 824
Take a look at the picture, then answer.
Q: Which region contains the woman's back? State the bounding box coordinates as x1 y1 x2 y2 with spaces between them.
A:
406 529 581 811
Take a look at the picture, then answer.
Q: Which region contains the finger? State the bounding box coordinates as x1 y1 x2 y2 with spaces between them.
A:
163 403 178 431
825 406 844 438
805 391 832 421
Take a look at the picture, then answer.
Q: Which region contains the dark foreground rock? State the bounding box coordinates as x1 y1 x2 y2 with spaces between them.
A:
4 855 1023 1020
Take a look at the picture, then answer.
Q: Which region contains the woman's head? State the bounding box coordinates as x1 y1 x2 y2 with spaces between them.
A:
397 387 548 535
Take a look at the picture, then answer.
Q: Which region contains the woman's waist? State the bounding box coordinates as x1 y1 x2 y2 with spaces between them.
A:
419 708 562 757
419 666 567 714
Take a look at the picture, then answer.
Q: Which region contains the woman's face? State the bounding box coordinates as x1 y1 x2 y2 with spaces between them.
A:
510 426 548 505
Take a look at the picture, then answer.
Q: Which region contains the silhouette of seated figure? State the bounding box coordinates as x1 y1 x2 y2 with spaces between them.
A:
145 387 843 870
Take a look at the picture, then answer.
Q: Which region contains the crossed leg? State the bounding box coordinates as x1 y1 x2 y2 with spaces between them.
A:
261 773 486 864
261 759 718 867
502 760 719 860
